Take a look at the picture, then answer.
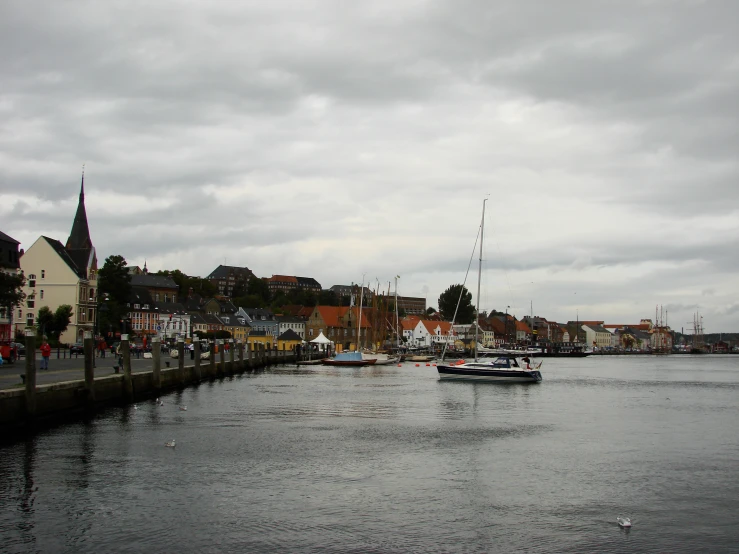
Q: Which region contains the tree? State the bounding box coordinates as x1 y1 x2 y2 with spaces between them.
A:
35 304 74 342
0 271 26 319
425 307 436 316
36 306 55 338
318 290 339 306
97 255 132 334
438 284 475 323
247 277 271 303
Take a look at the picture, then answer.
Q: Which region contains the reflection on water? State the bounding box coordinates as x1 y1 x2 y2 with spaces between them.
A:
1 356 738 553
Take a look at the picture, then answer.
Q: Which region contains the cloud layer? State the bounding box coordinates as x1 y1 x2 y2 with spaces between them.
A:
2 0 737 331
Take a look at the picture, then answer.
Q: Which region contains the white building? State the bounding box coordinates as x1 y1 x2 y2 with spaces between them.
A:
17 177 98 344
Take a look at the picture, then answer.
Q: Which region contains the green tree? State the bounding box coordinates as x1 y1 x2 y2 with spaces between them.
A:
247 277 271 303
318 290 339 306
36 306 55 338
438 284 475 323
0 271 26 321
98 255 132 334
53 305 74 342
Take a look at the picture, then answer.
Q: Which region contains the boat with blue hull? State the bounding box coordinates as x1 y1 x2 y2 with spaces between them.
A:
437 356 543 383
322 351 377 367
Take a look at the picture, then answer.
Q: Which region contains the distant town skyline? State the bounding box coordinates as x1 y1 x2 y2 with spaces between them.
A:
1 1 737 332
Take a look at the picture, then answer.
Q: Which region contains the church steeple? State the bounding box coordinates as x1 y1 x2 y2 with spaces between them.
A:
66 165 93 250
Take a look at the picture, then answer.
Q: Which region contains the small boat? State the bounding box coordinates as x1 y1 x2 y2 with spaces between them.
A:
617 516 632 528
437 356 542 383
408 355 435 362
322 352 377 367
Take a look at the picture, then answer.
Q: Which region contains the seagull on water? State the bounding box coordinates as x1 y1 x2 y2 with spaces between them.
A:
165 439 176 448
179 406 187 411
617 516 632 528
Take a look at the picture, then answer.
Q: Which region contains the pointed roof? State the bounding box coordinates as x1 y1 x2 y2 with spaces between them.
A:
66 169 93 250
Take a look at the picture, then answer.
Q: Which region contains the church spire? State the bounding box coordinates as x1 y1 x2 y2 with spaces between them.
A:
66 165 93 250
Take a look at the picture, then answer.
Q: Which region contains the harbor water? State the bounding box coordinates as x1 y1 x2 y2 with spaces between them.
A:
1 355 738 553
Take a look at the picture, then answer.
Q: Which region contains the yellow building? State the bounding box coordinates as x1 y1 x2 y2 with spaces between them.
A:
277 329 302 351
246 330 273 350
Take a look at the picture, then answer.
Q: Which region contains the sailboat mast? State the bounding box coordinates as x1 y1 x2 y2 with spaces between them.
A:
475 199 486 362
357 275 365 350
395 275 400 349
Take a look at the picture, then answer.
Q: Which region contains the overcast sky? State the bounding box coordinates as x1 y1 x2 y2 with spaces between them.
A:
2 0 737 332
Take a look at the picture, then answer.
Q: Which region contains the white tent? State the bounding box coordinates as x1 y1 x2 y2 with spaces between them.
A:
310 332 333 345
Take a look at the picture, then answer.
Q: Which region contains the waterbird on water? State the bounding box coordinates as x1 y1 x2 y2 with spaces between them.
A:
617 516 632 528
165 439 176 448
133 404 138 410
179 406 187 411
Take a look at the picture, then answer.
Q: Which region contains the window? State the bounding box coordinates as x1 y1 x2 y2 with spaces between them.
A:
134 304 140 309
27 314 34 327
88 309 94 321
40 290 44 299
18 309 22 319
143 304 149 310
29 274 36 287
155 293 160 301
41 270 45 279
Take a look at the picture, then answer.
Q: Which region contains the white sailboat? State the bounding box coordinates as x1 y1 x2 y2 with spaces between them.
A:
437 199 543 383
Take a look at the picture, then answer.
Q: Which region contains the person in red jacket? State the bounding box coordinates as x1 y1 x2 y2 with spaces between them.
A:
40 339 52 370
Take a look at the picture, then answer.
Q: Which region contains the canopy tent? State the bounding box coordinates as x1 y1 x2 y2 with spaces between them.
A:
310 332 333 345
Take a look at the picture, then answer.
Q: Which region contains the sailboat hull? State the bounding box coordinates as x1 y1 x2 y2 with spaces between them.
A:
437 365 542 382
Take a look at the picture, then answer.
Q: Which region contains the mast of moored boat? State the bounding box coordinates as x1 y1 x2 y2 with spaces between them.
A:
395 275 400 350
357 274 365 350
474 199 486 363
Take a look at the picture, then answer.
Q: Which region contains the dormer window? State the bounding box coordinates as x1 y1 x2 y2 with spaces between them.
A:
134 304 140 309
143 304 149 310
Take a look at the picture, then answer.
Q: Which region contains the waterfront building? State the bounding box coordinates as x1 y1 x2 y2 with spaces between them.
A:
0 231 21 342
206 265 256 298
237 307 279 343
247 329 273 349
17 175 98 343
218 312 250 342
267 275 322 296
402 317 456 348
377 293 426 315
275 314 306 340
306 306 371 350
130 273 178 303
277 329 302 351
582 323 613 349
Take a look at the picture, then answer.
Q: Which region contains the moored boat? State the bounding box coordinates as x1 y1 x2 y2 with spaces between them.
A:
322 351 377 367
437 356 543 383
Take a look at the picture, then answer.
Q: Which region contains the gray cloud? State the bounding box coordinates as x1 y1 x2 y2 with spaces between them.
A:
1 0 738 330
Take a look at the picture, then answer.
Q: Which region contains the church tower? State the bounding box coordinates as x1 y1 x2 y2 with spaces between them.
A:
65 167 97 278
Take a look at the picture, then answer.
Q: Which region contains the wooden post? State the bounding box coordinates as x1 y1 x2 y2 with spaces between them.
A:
177 336 185 373
152 336 161 390
209 339 216 376
193 334 201 380
121 334 133 399
24 329 36 417
84 330 95 403
219 340 225 374
228 339 235 372
247 342 252 368
237 339 244 370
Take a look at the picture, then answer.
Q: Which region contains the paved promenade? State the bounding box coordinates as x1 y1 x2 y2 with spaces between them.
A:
0 352 180 390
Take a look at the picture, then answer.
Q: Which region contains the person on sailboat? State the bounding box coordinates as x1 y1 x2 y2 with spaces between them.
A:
522 357 532 370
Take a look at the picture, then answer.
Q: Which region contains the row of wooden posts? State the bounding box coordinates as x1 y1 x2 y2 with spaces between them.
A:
20 329 292 418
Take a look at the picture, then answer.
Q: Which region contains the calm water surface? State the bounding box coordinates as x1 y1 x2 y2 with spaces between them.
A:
1 355 738 553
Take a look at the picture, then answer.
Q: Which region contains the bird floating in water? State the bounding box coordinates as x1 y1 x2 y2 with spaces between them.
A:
165 439 176 448
155 397 160 403
617 516 632 528
159 401 164 406
133 404 138 410
179 406 187 411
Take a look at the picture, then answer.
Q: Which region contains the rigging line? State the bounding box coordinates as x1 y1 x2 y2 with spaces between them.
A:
441 215 482 361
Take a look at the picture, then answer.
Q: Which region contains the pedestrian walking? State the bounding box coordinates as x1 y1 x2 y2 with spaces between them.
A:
40 339 51 370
